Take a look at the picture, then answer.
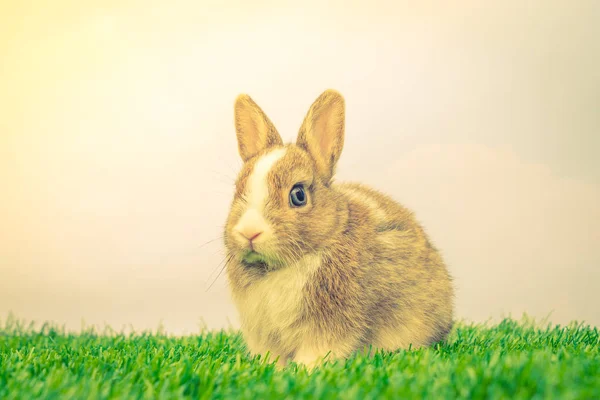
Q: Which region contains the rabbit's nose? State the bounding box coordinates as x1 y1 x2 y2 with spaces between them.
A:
239 229 263 242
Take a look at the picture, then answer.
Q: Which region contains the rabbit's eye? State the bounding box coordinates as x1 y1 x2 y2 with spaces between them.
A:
289 184 307 207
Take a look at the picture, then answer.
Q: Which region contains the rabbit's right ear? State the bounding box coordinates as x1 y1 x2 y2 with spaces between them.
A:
234 94 283 162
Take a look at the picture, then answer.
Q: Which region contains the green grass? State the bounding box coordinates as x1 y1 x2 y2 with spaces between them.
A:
1 316 599 399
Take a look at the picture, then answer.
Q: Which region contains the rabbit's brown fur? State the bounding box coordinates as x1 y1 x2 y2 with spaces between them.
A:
224 90 454 368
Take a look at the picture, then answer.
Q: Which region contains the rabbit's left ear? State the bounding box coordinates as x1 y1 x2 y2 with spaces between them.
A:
296 89 345 183
234 94 283 162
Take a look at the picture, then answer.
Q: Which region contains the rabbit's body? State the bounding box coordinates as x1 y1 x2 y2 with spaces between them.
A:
224 90 454 368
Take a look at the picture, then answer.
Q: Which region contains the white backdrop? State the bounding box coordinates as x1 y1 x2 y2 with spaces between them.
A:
1 0 599 333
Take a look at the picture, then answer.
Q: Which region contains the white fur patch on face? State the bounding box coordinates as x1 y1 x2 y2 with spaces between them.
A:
248 148 287 210
234 147 287 244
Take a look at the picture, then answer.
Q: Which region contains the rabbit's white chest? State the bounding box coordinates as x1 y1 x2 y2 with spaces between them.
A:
235 254 321 356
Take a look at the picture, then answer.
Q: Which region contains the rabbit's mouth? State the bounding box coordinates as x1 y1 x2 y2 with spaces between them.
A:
242 250 266 264
240 249 282 271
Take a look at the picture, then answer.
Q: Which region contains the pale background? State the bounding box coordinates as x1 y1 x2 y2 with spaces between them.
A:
1 0 599 334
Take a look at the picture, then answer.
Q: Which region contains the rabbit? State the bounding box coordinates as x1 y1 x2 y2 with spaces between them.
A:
223 89 454 369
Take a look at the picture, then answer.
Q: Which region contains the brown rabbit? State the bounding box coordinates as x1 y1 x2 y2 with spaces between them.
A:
223 89 454 368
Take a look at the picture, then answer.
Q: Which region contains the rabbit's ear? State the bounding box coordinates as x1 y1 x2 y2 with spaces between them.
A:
234 94 283 162
296 89 345 183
